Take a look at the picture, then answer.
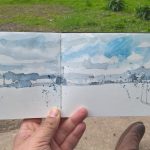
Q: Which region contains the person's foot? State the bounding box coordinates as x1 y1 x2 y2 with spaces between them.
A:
115 122 145 150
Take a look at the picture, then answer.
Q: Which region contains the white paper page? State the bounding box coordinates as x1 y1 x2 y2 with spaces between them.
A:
0 32 61 119
61 33 150 116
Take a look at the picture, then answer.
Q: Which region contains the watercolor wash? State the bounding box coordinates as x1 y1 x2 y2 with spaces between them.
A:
61 33 150 116
62 33 150 104
0 32 61 119
0 33 150 118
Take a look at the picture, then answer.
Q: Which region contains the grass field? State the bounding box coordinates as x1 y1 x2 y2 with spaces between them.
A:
0 0 149 32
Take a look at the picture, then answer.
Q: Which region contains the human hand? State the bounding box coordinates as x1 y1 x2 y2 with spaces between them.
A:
13 107 88 150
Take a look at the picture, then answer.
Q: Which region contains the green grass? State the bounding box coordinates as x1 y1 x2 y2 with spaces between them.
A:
0 0 149 32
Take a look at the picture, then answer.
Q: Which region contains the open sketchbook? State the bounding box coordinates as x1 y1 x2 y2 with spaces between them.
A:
0 32 150 119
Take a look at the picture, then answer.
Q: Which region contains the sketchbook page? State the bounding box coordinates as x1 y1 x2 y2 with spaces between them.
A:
0 32 61 119
61 33 150 117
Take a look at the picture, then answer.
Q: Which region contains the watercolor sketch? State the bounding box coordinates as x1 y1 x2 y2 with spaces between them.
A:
1 32 150 118
61 33 150 116
0 32 62 119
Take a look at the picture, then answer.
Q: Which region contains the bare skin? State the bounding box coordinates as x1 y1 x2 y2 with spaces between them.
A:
13 107 88 150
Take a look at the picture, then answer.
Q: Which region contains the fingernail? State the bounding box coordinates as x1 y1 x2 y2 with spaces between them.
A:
49 108 59 118
79 107 88 115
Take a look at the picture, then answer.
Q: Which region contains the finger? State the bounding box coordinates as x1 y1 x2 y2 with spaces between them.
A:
34 108 61 143
61 122 86 150
55 107 88 145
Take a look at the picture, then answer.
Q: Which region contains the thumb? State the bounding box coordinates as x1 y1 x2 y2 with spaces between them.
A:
34 108 61 143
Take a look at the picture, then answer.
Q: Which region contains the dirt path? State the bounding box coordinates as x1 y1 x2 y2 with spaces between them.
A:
1 117 150 150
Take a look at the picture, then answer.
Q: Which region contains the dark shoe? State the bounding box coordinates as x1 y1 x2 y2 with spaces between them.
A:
115 122 145 150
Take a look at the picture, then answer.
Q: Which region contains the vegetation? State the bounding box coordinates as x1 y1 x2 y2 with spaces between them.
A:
0 0 149 32
136 5 150 20
108 0 125 12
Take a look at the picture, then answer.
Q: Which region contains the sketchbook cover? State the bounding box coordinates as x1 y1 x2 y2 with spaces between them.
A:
0 32 150 119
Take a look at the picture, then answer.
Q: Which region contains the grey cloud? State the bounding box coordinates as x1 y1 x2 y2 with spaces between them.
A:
0 34 60 61
83 60 108 70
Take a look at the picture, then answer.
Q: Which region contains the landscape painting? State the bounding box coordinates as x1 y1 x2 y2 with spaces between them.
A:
61 33 150 116
0 32 61 119
0 32 150 118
